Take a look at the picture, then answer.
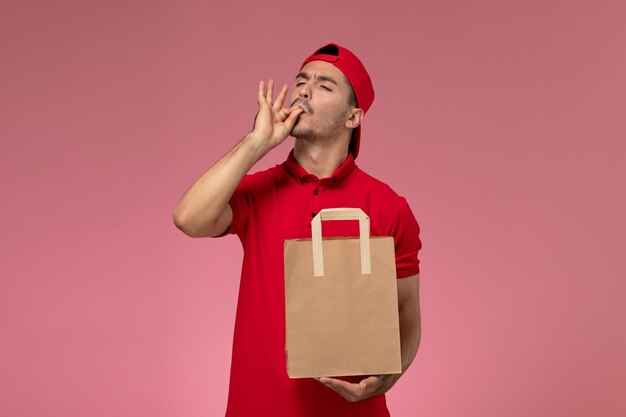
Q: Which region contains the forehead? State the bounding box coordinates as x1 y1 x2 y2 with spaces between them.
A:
297 60 351 88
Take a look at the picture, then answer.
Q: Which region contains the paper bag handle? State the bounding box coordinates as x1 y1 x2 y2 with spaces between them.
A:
311 208 371 277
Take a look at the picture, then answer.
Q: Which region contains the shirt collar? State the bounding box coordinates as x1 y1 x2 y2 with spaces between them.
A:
282 149 357 185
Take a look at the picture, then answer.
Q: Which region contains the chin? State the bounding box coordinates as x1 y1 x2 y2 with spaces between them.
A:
291 124 315 139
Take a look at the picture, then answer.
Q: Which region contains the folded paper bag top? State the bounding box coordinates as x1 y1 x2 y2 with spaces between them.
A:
284 208 402 378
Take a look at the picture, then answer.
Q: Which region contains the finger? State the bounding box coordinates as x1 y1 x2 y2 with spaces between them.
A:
319 377 360 401
257 80 266 106
319 377 358 394
283 107 303 130
359 375 383 392
266 79 274 105
278 104 303 120
273 83 289 113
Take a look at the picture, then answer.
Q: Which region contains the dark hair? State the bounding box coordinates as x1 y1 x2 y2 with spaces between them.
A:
347 87 357 108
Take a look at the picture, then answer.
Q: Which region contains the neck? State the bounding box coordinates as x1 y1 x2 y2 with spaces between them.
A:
293 135 350 178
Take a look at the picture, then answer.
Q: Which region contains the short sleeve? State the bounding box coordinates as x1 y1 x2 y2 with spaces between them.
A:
391 198 422 278
221 176 250 237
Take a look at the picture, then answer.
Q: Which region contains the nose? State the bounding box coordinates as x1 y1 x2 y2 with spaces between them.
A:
298 82 310 99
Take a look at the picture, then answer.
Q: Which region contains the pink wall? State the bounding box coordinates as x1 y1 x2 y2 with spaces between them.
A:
1 0 625 416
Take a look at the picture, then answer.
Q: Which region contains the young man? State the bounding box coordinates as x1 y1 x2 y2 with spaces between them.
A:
174 43 422 417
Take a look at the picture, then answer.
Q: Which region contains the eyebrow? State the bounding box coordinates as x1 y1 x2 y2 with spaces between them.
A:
295 72 338 85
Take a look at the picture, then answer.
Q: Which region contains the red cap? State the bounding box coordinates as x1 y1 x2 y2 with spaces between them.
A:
300 43 375 158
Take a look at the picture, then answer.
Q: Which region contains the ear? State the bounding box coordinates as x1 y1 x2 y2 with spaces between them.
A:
345 108 364 129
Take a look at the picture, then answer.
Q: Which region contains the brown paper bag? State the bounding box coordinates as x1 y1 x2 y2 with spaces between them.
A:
284 208 402 378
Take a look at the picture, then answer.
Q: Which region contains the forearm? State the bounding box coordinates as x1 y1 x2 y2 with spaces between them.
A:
174 80 304 238
399 304 421 372
173 133 269 237
387 299 421 386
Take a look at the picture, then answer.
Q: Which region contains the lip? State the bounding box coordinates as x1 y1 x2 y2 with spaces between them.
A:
292 98 312 114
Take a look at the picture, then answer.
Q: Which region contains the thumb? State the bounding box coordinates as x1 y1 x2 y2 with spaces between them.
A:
360 375 382 391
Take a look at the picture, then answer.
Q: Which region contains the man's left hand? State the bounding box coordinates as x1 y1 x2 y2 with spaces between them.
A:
315 374 397 402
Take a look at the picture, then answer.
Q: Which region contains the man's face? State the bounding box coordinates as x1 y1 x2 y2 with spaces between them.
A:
289 60 356 140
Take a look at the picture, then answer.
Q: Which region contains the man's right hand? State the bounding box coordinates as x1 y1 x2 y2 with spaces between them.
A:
248 80 304 152
173 79 304 238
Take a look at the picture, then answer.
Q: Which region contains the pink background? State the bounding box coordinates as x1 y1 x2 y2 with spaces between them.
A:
1 0 625 416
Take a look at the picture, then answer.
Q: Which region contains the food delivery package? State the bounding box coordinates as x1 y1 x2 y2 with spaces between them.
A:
284 208 402 378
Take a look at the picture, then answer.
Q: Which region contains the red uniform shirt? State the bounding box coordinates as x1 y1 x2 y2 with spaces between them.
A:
223 151 421 417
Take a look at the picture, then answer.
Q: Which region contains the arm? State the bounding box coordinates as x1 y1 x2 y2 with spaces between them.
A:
317 274 421 402
396 274 422 372
173 80 303 237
